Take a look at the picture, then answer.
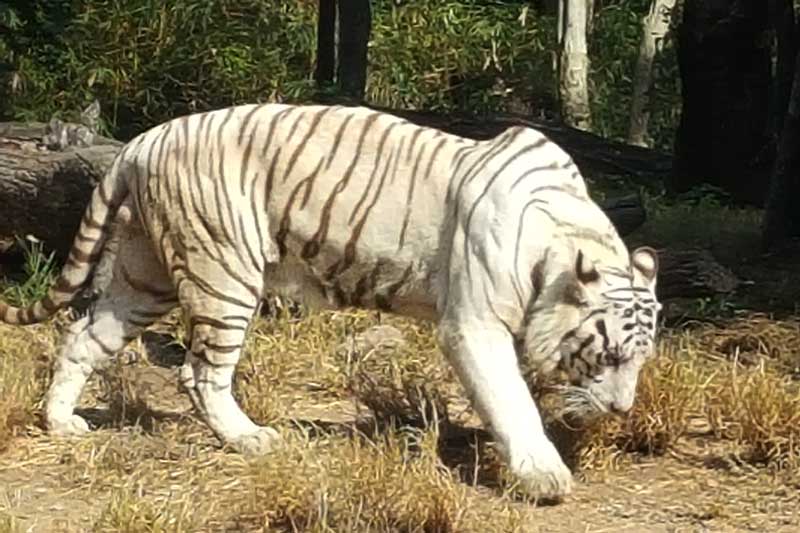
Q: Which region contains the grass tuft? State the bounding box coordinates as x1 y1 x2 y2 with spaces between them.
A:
231 427 524 533
93 488 196 533
0 238 57 307
0 513 18 533
708 366 800 469
0 323 54 452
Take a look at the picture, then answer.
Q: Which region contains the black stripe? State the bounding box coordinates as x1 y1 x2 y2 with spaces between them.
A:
333 139 402 277
306 112 381 255
508 163 561 191
238 107 261 196
238 212 263 273
201 342 242 354
249 165 270 266
447 127 524 210
325 111 355 170
348 122 399 224
420 137 448 182
183 270 256 309
261 107 294 158
189 315 249 332
404 127 425 164
388 137 406 185
462 140 547 277
282 106 333 183
264 147 282 206
238 105 263 144
595 319 609 352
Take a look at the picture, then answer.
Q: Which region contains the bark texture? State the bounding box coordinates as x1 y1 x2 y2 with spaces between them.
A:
769 0 797 137
628 0 678 147
0 121 121 257
558 0 592 130
656 248 741 300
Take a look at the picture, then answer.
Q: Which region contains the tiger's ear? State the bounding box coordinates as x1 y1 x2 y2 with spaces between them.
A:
631 246 658 290
575 249 600 286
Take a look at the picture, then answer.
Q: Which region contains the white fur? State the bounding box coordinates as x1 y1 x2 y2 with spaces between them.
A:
19 105 659 501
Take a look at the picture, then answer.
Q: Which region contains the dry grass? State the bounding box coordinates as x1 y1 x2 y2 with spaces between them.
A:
229 428 524 532
0 513 18 533
688 314 800 372
93 488 197 533
0 322 55 452
2 304 800 531
707 365 800 468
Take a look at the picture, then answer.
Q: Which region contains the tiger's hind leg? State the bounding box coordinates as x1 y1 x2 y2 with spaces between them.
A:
177 278 280 455
46 222 177 436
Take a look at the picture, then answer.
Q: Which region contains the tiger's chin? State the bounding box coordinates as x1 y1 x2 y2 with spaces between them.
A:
553 386 610 423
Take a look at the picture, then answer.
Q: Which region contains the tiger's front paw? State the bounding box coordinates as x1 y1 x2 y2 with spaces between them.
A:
47 414 91 437
228 426 283 457
510 442 573 503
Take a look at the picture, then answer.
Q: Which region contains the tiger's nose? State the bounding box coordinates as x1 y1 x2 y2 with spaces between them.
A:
609 402 631 416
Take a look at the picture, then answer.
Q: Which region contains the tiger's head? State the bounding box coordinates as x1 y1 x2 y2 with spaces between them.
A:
522 246 661 419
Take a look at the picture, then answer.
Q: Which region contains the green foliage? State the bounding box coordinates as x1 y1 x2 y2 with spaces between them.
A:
368 0 557 114
589 1 681 151
2 0 318 138
2 0 681 149
1 238 58 307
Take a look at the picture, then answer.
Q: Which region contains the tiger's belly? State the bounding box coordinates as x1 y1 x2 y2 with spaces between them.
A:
265 255 439 321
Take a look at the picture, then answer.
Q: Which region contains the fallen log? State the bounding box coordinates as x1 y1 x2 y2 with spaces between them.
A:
599 194 646 237
656 247 741 300
0 107 738 299
376 105 673 185
0 103 122 257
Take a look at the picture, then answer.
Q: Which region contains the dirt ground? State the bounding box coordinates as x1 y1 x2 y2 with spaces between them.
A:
0 373 798 533
1 307 799 532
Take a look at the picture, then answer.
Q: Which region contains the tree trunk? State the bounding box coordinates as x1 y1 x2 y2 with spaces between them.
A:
628 0 678 147
762 45 800 250
336 0 371 101
0 123 121 257
769 0 796 137
558 0 592 131
315 0 337 89
671 0 772 205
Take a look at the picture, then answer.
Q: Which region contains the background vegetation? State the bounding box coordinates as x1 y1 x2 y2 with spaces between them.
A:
0 0 680 149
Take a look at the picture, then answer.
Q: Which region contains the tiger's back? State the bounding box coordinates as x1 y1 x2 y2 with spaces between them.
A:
129 104 472 317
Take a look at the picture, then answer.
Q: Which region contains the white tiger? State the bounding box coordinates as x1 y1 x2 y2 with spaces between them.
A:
0 104 660 501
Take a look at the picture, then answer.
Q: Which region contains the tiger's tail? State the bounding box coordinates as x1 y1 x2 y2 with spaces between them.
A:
0 151 131 325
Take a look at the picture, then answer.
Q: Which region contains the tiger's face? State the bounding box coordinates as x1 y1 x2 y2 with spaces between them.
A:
553 247 660 419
